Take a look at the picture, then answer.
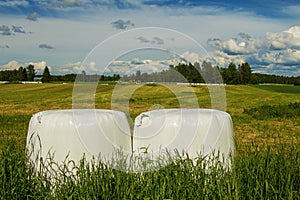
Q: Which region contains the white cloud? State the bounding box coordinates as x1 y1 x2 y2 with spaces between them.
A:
209 50 246 67
0 3 299 76
208 25 300 75
0 60 22 70
207 35 263 55
65 0 79 4
136 36 165 45
255 63 300 77
279 49 300 64
0 25 11 35
111 19 134 30
26 12 40 21
152 37 164 45
79 61 99 73
65 61 81 68
0 60 51 72
106 55 186 75
0 0 29 7
181 51 201 64
26 61 50 72
266 26 300 50
58 61 82 74
11 25 26 34
0 24 30 35
282 5 300 17
257 49 300 65
88 61 97 72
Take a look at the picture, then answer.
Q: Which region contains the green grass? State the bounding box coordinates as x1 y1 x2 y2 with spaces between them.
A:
0 141 299 199
251 84 300 94
244 102 300 119
0 83 299 199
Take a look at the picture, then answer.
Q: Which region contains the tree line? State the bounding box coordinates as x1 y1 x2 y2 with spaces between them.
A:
0 62 299 85
122 61 299 85
0 64 51 83
51 71 120 82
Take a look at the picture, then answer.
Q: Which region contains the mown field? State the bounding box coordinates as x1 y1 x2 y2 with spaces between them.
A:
0 83 299 199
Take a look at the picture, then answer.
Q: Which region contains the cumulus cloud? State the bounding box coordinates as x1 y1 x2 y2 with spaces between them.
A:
88 61 97 72
130 58 145 65
59 61 81 74
26 12 40 21
238 32 251 40
0 25 10 32
152 37 164 45
109 60 168 75
0 25 29 35
42 0 81 9
0 0 29 7
11 25 26 34
79 61 99 73
107 55 188 75
137 36 165 45
137 36 150 43
0 25 11 35
39 44 55 49
111 19 134 30
0 60 22 70
208 25 300 75
207 33 262 55
265 26 300 50
181 51 201 64
254 63 300 76
26 61 50 72
248 49 300 66
65 0 81 6
256 27 300 64
0 60 51 72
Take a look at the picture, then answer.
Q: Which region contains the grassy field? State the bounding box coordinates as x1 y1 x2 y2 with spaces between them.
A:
0 83 299 199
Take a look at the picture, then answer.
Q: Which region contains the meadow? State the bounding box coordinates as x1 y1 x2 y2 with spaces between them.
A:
0 83 299 199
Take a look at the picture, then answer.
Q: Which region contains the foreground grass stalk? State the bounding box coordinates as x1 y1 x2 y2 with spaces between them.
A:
0 140 299 199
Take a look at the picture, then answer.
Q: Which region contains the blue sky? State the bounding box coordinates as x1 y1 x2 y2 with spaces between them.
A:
0 0 300 76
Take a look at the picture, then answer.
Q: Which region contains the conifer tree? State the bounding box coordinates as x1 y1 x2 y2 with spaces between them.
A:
42 66 51 82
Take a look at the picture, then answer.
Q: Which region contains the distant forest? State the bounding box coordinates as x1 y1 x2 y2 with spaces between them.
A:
0 61 299 85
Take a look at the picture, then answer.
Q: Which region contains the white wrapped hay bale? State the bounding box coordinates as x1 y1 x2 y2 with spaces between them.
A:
133 109 235 168
26 109 131 171
26 108 234 173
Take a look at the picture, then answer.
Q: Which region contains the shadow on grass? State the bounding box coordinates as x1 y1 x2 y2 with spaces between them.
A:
250 84 300 94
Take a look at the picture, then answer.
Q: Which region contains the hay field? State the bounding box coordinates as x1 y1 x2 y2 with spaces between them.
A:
0 83 299 199
1 83 298 149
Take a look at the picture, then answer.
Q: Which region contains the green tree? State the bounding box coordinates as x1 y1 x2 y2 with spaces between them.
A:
27 64 35 81
22 67 28 81
42 66 51 83
228 62 239 84
9 69 19 82
202 61 216 83
238 62 251 84
17 67 27 81
221 67 230 84
250 74 260 84
194 62 204 83
136 70 141 81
